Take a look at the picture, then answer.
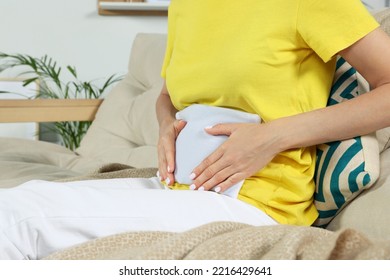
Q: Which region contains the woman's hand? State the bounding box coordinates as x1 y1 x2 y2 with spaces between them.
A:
156 81 187 186
189 122 282 192
157 118 187 185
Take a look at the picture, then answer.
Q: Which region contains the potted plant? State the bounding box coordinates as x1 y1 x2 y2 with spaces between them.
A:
0 52 122 150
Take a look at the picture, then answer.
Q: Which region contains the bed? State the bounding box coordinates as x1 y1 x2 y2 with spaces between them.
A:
1 9 390 260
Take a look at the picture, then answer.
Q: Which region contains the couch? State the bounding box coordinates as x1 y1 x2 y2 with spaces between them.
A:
1 9 390 260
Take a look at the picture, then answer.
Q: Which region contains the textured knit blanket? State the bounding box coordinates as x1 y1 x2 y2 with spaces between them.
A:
48 163 390 260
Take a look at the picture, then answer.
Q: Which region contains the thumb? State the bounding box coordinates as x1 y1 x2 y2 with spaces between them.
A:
205 123 238 136
175 119 187 134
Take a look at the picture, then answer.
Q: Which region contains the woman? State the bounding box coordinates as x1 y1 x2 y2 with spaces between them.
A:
156 0 390 226
1 0 390 259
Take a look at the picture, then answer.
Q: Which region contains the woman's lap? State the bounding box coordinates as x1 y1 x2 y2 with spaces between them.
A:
0 177 276 259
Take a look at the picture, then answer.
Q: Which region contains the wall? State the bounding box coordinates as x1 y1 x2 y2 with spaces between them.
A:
0 0 168 82
0 0 387 82
367 0 389 10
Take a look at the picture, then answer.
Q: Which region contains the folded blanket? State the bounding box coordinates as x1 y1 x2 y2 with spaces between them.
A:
44 221 390 260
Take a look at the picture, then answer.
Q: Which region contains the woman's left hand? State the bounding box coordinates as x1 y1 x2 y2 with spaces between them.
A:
189 122 281 192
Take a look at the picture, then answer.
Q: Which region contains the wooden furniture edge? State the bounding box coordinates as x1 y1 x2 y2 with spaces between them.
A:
97 0 168 16
98 8 167 16
0 99 103 123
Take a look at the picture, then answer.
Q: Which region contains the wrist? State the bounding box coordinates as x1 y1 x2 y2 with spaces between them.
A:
156 94 177 127
159 115 176 134
264 117 301 153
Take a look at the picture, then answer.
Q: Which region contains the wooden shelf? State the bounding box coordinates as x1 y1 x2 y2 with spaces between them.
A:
98 1 169 16
0 99 103 123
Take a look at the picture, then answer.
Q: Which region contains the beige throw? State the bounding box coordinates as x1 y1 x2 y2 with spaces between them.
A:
45 221 390 260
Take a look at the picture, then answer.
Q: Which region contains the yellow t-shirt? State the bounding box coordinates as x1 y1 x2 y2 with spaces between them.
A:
161 0 379 225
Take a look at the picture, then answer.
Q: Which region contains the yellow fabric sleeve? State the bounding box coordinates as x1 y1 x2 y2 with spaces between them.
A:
297 0 379 62
160 0 177 78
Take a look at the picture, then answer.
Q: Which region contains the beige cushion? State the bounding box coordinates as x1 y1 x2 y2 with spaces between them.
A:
377 128 390 153
0 138 106 188
373 9 390 153
327 148 390 240
374 8 390 34
76 34 166 168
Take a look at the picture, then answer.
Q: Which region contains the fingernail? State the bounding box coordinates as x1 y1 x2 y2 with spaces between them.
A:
165 177 171 185
213 186 221 193
156 171 161 181
167 166 171 173
189 184 196 190
204 125 213 130
198 186 205 191
189 173 196 180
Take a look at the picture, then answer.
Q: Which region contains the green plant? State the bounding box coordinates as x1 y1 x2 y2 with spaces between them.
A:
0 52 123 150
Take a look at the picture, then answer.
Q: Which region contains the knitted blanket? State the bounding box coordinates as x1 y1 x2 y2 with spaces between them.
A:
45 221 390 260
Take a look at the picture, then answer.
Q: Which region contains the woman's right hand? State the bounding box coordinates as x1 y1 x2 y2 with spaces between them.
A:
157 118 187 186
155 81 187 186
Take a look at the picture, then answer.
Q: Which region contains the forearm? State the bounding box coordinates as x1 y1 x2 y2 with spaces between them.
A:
274 83 390 152
156 82 177 128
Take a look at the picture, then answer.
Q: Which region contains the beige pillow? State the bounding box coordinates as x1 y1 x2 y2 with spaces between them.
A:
374 8 390 34
76 33 167 168
376 128 390 153
373 9 390 153
327 148 390 240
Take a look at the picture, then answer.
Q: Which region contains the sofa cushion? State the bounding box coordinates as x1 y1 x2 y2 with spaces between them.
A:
375 8 390 34
75 34 166 168
327 148 390 240
376 128 390 153
373 8 390 153
314 57 380 227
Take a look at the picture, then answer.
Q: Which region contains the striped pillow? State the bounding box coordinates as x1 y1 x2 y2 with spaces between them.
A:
313 57 380 227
